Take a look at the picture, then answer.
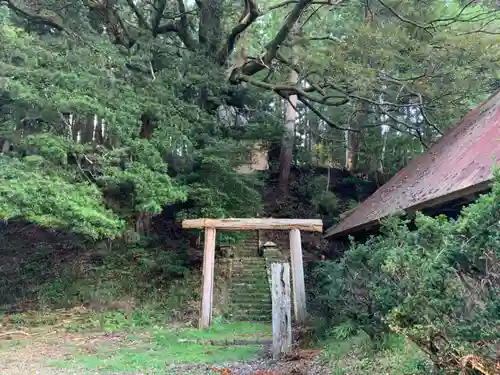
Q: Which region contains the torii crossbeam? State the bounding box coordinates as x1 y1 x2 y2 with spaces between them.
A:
182 218 323 329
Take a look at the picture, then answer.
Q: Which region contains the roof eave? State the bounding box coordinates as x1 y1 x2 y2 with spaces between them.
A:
325 179 493 239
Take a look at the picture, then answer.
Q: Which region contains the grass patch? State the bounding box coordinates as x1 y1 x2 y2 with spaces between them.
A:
174 321 272 341
319 332 432 375
51 322 271 373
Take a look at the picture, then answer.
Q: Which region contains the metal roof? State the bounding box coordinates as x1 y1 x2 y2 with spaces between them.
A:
325 89 500 238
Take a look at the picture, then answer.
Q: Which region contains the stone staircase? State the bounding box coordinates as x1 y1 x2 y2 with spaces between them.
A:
224 232 270 321
220 231 293 322
229 256 272 321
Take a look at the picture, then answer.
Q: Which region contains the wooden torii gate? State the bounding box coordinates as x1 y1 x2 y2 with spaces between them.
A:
182 218 323 329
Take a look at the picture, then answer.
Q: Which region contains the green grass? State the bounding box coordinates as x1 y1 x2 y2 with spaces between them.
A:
174 321 272 341
51 322 271 374
319 332 433 375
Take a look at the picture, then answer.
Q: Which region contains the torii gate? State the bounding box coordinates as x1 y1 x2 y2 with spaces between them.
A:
182 218 323 329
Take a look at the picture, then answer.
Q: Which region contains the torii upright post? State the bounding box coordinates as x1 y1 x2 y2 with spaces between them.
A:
182 218 322 329
199 227 216 329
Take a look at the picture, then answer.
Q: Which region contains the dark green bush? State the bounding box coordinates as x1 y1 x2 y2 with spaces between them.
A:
311 171 500 373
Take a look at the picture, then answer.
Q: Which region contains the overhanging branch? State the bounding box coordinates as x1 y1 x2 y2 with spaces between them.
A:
217 0 260 64
125 0 150 30
1 0 66 31
239 0 313 76
238 73 349 107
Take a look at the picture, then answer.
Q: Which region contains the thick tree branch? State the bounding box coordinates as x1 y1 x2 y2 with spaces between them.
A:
217 0 260 64
125 0 150 30
429 0 478 25
151 0 167 33
175 0 198 50
85 1 133 48
238 0 313 77
376 0 434 36
1 0 65 31
268 0 341 12
238 73 349 108
299 97 351 131
155 22 179 34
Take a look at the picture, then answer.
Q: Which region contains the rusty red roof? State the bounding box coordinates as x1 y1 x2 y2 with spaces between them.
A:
325 89 500 238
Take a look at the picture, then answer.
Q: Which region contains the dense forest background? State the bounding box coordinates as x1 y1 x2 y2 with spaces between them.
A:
0 0 499 374
1 0 499 238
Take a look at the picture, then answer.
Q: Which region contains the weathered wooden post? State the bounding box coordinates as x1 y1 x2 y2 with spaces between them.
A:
271 262 292 359
199 227 216 329
289 228 307 324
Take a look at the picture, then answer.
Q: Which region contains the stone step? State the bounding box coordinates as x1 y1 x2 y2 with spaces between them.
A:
230 292 270 300
230 289 269 296
231 287 269 294
232 270 266 275
231 282 269 289
264 259 286 263
231 311 271 318
231 277 267 282
232 276 267 281
232 267 267 272
232 269 268 278
230 315 271 322
232 264 267 269
231 305 271 313
232 264 266 268
226 238 273 323
233 271 267 275
231 305 271 312
230 307 272 315
231 268 266 273
232 274 267 280
230 295 269 302
232 257 267 262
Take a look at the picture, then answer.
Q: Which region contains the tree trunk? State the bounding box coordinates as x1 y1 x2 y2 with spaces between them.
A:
346 103 366 171
278 37 299 193
379 128 388 173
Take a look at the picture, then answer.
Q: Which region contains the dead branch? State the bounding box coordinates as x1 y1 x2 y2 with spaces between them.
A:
0 331 29 339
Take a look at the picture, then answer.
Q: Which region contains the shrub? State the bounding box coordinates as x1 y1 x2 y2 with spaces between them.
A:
311 171 500 373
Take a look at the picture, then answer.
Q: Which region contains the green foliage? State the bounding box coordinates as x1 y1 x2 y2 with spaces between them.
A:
99 139 188 215
312 173 500 371
0 156 124 239
1 0 499 238
320 332 432 375
0 17 267 238
301 175 339 215
291 0 500 170
179 140 264 220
